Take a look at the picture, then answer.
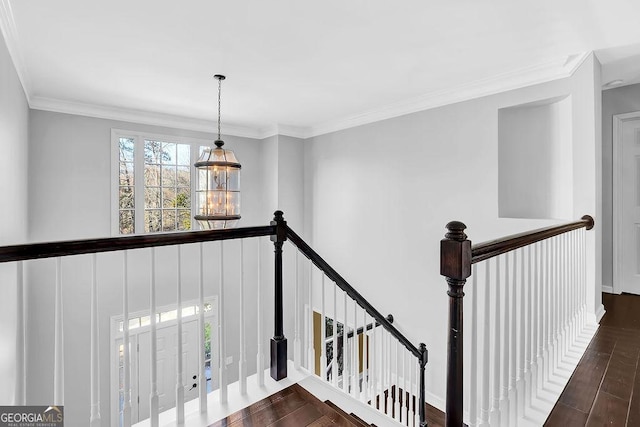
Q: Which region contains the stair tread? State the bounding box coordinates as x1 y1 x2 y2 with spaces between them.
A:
323 400 371 427
208 384 367 427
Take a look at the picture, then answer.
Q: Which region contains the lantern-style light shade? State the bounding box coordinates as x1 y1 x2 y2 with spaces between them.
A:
194 140 241 229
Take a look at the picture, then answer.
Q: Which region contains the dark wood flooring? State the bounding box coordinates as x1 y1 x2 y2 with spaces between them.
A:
208 383 372 426
546 293 640 426
207 382 446 426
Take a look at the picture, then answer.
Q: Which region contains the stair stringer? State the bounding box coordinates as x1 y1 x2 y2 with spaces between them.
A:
298 373 404 426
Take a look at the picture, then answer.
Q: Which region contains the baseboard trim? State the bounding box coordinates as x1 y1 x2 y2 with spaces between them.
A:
595 303 606 323
602 285 614 294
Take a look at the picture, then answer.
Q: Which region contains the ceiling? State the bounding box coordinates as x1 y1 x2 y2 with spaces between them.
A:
2 0 640 138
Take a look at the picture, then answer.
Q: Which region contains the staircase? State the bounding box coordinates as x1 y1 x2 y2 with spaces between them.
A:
209 384 375 426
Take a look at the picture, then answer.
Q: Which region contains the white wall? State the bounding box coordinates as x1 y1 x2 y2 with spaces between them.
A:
303 54 602 407
257 134 305 363
0 28 29 404
498 96 573 219
601 82 640 291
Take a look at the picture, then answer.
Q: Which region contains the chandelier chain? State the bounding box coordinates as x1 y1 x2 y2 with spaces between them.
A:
217 77 222 140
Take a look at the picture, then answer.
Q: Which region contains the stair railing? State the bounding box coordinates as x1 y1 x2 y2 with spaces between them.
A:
286 218 428 426
1 210 428 427
440 215 595 427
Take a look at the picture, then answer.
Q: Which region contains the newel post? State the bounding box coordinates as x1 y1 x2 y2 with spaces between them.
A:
440 221 472 427
419 343 428 427
271 210 288 380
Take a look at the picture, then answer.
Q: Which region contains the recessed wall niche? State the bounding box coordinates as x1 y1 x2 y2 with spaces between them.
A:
498 95 573 219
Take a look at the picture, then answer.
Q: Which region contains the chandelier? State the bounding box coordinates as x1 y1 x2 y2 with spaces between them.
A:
194 75 241 229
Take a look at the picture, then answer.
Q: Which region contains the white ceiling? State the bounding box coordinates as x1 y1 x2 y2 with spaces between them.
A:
2 0 640 138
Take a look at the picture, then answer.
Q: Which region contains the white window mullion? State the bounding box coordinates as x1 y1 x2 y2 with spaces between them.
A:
191 146 200 231
110 130 122 235
134 135 145 234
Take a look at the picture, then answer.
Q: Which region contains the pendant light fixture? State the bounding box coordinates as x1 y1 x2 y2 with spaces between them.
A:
194 75 241 229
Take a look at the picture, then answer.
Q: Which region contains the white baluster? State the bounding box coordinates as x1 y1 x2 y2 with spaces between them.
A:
413 355 419 427
176 247 185 426
342 291 349 394
294 250 301 370
549 237 556 375
533 243 541 402
581 229 587 329
90 255 101 426
526 245 534 409
576 230 582 329
369 323 376 409
332 282 338 388
361 309 368 403
257 238 264 387
469 264 478 427
197 244 207 413
15 261 25 406
239 240 247 395
491 256 501 425
307 259 315 373
320 274 327 378
353 302 360 400
394 340 401 422
544 239 553 381
378 327 384 413
150 249 159 427
537 242 544 394
385 330 391 416
219 241 227 403
509 251 517 426
568 232 574 345
380 329 385 414
378 326 383 413
560 234 566 360
502 254 510 422
555 236 561 370
553 235 559 366
121 253 131 427
571 230 580 342
480 261 490 427
543 240 550 386
403 351 408 425
516 249 525 420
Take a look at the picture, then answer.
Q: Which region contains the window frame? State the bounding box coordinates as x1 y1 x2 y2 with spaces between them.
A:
110 129 211 235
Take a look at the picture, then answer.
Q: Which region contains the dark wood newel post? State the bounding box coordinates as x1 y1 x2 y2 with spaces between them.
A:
440 221 471 427
271 210 288 380
419 343 428 427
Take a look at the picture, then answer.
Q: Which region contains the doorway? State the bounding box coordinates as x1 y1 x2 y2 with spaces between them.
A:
110 299 218 426
613 111 640 294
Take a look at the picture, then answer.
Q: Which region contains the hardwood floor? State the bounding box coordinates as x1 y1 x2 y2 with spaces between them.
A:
208 383 372 426
546 293 640 426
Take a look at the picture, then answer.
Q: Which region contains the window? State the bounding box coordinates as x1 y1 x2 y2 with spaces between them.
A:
112 130 212 235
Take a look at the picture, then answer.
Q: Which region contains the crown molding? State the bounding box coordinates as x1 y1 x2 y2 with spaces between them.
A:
308 52 591 138
257 124 310 140
0 0 31 100
29 96 266 139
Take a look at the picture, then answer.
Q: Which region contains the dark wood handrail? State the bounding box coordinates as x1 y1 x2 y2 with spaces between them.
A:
0 225 275 263
471 215 594 264
285 226 423 360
